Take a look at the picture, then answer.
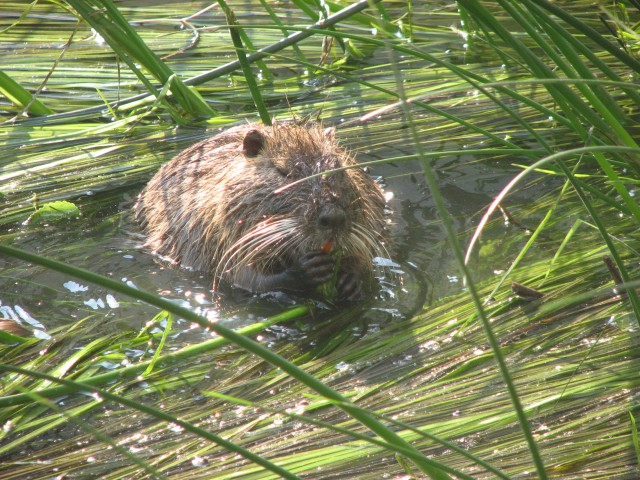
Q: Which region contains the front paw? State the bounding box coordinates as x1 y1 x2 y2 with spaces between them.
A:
336 266 363 302
287 251 335 290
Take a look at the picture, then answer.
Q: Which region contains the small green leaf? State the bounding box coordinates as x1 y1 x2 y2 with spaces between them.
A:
0 327 29 344
0 70 54 116
316 248 342 302
25 200 80 225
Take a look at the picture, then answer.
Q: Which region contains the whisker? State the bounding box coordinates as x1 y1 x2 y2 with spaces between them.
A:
349 222 389 263
214 218 301 285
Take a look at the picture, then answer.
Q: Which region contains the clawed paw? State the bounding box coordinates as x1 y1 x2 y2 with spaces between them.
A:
289 251 335 289
336 267 363 302
285 253 365 301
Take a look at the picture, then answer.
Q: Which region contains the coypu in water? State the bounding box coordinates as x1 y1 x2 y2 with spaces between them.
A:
134 122 388 301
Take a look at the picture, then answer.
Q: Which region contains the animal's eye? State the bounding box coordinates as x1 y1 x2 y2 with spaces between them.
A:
271 160 293 177
275 165 290 177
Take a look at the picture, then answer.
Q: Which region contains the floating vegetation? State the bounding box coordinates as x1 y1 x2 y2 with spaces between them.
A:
0 1 638 479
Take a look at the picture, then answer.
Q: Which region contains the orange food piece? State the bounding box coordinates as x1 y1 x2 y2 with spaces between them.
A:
321 241 333 253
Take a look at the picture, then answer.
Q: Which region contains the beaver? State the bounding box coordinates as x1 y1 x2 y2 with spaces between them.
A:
134 122 388 301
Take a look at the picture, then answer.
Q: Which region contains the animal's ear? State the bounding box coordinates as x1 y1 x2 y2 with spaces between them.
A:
323 127 336 141
242 129 264 157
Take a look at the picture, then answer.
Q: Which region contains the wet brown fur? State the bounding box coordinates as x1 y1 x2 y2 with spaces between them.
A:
134 122 387 291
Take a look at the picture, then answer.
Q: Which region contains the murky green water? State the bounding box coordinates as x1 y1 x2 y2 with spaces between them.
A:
2 139 531 340
0 0 556 344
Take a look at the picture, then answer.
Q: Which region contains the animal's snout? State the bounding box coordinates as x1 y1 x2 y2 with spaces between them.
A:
318 204 347 231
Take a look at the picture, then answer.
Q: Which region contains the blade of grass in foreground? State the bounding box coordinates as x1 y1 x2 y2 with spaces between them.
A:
0 306 308 407
1 364 485 480
0 70 53 115
1 365 303 480
385 36 549 479
0 244 457 480
7 387 168 479
64 0 214 119
204 391 511 479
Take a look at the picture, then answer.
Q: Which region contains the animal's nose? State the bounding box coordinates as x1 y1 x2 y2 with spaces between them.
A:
318 205 346 230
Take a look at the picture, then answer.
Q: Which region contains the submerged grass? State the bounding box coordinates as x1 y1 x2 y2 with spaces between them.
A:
1 0 639 479
1 232 634 478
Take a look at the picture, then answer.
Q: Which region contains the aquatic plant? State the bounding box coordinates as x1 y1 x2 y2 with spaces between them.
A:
0 1 638 478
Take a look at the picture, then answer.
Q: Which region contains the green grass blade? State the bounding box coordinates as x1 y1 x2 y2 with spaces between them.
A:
388 39 549 478
0 305 309 408
0 365 303 480
0 70 53 115
219 1 271 125
529 0 640 74
12 387 168 479
630 410 640 468
464 144 640 326
34 0 381 121
0 244 453 479
206 391 511 479
64 0 213 119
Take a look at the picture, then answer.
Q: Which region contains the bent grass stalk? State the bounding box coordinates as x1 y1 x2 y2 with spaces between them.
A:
1 365 303 480
64 0 214 119
0 244 456 480
39 0 383 121
388 42 548 479
464 145 640 313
